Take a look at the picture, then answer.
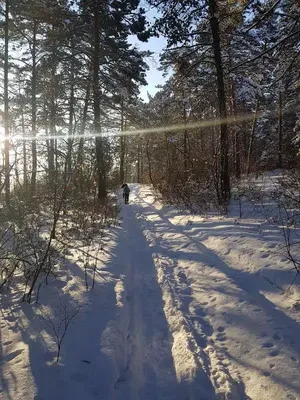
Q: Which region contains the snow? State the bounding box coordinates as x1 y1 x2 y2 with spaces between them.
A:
1 181 300 400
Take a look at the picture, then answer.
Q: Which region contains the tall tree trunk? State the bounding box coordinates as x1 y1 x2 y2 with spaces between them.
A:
4 0 10 207
93 0 106 201
183 89 188 176
31 18 37 196
247 99 259 174
137 139 141 183
278 91 283 169
146 136 153 185
119 95 125 183
21 107 27 190
241 100 248 163
229 80 241 179
209 0 230 203
140 139 144 182
49 42 57 183
77 81 90 193
67 36 75 176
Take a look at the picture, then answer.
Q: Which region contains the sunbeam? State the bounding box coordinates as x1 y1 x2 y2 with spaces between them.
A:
7 112 259 142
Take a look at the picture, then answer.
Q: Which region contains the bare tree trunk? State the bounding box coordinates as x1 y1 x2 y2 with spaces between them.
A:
48 52 56 183
183 89 188 176
77 82 90 193
247 99 259 174
209 0 229 203
4 0 10 207
67 36 75 176
140 139 144 182
119 95 125 183
241 100 248 163
93 0 106 201
21 108 28 190
137 140 141 183
146 136 153 185
278 91 283 169
31 18 37 196
229 80 241 179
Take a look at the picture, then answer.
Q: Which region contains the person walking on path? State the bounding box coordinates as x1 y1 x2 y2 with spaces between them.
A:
121 183 130 204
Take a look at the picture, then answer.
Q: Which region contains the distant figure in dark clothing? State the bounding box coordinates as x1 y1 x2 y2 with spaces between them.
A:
121 183 130 204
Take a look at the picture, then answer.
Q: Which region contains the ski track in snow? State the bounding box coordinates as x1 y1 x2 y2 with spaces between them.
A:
1 183 300 400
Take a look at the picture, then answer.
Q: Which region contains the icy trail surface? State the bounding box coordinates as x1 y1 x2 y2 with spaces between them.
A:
1 184 300 400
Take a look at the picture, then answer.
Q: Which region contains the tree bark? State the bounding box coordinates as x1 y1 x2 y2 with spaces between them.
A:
146 136 153 185
21 107 27 190
67 36 75 176
30 17 37 196
183 89 188 176
229 80 241 179
278 91 283 169
119 95 125 183
4 0 10 207
209 0 230 203
93 0 106 201
247 99 259 174
137 140 141 183
77 81 90 193
48 44 56 183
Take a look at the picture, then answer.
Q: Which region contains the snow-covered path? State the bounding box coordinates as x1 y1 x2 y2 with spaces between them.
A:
115 198 183 400
116 185 300 400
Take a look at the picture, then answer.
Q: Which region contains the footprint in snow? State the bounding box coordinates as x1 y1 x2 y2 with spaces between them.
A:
262 342 274 348
4 315 16 322
260 253 270 259
269 349 280 357
181 243 190 249
216 327 226 342
273 333 282 341
216 333 226 342
3 349 24 362
191 308 206 317
177 271 187 281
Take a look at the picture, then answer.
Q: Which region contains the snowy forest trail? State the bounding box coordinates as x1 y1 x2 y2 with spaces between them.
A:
1 184 300 400
116 185 300 400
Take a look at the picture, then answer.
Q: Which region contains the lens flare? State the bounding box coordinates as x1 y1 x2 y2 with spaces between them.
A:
6 112 259 142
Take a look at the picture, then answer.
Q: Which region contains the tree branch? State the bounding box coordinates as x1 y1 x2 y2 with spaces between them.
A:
229 29 300 72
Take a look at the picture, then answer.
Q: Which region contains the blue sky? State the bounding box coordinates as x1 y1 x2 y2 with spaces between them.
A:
129 35 168 101
128 6 169 102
